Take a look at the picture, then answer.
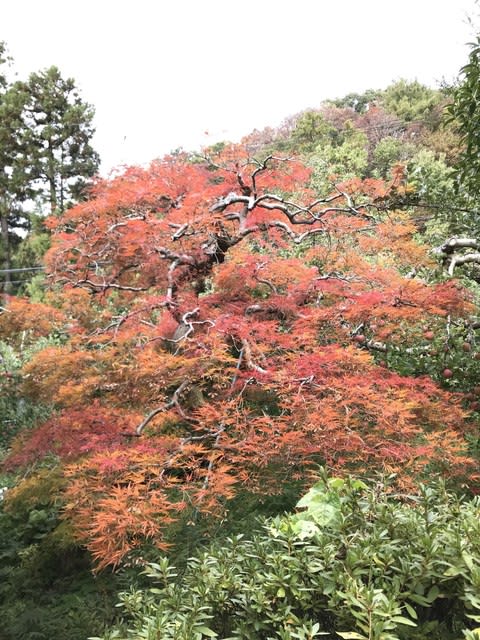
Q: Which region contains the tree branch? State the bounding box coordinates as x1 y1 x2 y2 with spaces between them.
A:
135 380 194 436
434 237 480 275
241 338 267 374
447 252 480 276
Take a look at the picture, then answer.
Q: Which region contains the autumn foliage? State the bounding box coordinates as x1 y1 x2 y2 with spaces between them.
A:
1 146 478 569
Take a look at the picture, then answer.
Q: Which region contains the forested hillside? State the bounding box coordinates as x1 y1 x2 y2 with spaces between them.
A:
2 36 480 640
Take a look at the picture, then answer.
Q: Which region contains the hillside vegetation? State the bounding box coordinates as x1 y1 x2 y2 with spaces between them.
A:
2 40 480 640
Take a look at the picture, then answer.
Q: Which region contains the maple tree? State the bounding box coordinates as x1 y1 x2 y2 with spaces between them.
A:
1 144 479 570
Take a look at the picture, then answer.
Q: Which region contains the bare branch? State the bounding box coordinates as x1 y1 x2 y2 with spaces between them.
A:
436 237 480 254
241 338 267 374
163 308 215 353
255 196 372 225
107 215 146 234
73 278 149 293
170 222 190 240
253 263 278 294
250 154 293 194
135 380 194 435
229 348 244 390
316 272 358 283
166 259 180 303
210 192 251 213
366 340 388 353
156 247 196 265
434 237 480 275
447 252 480 276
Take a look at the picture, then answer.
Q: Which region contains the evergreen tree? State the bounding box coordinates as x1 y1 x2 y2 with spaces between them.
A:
0 49 100 293
382 79 441 124
447 37 480 200
18 66 99 214
0 43 31 293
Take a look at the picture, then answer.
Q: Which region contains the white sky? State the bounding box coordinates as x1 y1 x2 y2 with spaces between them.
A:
2 0 478 174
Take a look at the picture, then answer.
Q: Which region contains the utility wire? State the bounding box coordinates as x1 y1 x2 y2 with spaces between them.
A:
0 266 44 275
2 279 38 285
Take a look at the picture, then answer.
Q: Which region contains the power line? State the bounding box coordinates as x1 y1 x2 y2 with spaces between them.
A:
0 266 44 275
2 279 37 285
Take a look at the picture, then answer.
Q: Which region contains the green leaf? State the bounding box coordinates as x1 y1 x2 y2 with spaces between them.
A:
391 616 417 627
195 626 218 638
348 479 368 491
328 478 346 490
443 566 462 577
425 585 440 603
309 503 340 526
463 552 475 571
404 602 418 620
336 632 366 639
296 484 328 508
291 518 320 539
408 593 430 606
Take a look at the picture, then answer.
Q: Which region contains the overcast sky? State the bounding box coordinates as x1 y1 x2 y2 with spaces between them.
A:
2 0 478 173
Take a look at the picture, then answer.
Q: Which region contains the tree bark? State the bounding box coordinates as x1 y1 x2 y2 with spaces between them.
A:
0 203 11 294
48 141 57 214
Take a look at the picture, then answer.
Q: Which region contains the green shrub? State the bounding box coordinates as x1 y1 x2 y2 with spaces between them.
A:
0 468 122 640
0 340 52 456
100 475 480 640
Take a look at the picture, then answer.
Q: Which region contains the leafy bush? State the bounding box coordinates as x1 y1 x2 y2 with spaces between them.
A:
100 475 480 640
0 572 120 640
0 468 121 640
371 137 417 179
0 339 53 455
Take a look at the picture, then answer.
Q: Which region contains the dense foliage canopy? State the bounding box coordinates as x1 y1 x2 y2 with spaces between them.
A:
1 143 478 571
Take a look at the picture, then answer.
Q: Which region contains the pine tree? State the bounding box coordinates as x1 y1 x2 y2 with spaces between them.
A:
18 66 99 214
0 49 100 293
0 43 30 293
